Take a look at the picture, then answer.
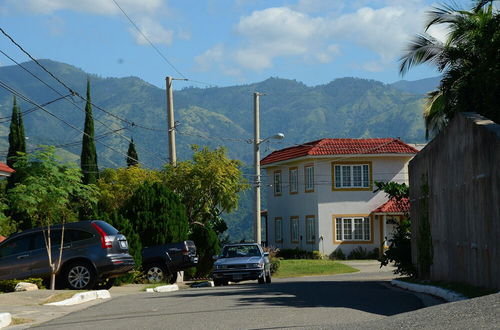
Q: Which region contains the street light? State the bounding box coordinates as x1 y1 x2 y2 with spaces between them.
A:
254 92 285 245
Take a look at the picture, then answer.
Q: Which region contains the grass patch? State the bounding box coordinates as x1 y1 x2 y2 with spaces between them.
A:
11 317 34 325
41 291 83 304
399 278 497 298
274 259 358 278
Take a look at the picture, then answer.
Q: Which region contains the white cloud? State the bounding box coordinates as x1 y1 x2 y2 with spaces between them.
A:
196 1 432 75
129 17 173 46
3 0 173 46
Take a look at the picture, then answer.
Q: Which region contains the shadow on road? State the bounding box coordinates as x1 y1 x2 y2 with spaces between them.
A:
152 279 423 316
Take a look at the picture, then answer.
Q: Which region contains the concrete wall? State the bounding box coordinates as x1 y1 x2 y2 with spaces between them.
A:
409 112 500 290
264 154 412 256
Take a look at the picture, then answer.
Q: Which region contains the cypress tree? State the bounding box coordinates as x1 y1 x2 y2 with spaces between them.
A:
7 96 25 168
7 96 27 192
126 138 139 167
80 79 99 184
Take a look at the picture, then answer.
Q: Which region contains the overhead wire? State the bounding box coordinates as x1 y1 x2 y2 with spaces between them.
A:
0 80 154 170
0 47 168 164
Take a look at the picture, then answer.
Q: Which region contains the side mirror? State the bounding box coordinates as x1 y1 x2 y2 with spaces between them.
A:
263 252 269 257
212 255 219 260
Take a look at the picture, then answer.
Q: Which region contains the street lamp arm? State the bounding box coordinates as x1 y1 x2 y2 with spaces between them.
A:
257 133 285 146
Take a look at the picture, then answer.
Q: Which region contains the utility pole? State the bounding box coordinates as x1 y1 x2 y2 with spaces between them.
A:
166 76 176 166
254 92 261 245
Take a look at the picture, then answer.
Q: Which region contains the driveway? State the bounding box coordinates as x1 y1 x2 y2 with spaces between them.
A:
31 262 429 329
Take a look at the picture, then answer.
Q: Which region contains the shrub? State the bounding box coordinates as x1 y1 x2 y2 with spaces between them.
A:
277 248 321 260
329 248 346 260
0 278 45 293
263 246 281 274
347 246 380 260
380 219 415 276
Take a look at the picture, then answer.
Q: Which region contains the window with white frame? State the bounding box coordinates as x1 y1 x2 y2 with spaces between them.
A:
274 171 282 196
333 163 370 189
289 168 298 194
290 216 299 243
305 216 315 243
335 217 370 241
275 218 283 242
305 165 314 192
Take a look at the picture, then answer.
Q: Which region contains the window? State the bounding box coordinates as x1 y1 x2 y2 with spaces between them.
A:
0 235 33 258
305 165 314 192
274 218 283 243
289 168 298 194
335 217 371 241
333 163 371 190
290 216 299 243
274 171 282 196
305 216 315 243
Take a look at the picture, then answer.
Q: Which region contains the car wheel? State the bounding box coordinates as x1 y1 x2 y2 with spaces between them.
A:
265 271 272 284
144 263 168 283
64 261 97 290
167 272 178 284
94 277 116 290
213 279 222 286
258 276 265 284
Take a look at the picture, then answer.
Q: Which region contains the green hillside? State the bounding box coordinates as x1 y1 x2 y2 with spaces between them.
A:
0 59 429 241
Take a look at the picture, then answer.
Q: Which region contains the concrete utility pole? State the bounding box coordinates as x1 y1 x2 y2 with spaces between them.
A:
166 76 176 166
254 92 262 245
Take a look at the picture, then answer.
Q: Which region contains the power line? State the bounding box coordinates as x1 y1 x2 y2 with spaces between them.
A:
0 95 69 122
111 0 187 80
0 47 168 164
0 80 154 170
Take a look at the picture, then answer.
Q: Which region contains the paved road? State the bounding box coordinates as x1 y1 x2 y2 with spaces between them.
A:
32 265 427 330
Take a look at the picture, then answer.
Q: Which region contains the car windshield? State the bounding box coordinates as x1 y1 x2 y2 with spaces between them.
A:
221 245 261 258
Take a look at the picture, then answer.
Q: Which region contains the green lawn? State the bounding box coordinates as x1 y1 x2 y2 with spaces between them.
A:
274 259 359 278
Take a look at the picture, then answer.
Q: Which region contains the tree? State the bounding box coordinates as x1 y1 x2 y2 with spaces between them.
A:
400 1 499 137
121 182 189 248
81 78 99 184
374 181 415 277
96 166 161 215
126 138 139 167
163 145 249 233
7 96 27 191
8 146 99 289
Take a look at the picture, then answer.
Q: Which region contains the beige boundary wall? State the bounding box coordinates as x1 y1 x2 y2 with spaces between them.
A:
409 112 500 290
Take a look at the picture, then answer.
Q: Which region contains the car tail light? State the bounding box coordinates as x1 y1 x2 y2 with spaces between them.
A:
182 242 189 255
92 222 113 249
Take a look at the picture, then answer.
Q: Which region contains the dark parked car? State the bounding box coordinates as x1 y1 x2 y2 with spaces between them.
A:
142 240 198 283
0 220 135 290
212 243 271 286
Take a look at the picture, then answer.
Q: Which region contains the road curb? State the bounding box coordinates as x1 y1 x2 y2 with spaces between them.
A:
45 290 111 306
391 279 467 302
0 312 11 329
146 284 179 293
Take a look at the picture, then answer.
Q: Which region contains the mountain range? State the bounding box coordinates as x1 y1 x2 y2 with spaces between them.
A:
0 59 437 240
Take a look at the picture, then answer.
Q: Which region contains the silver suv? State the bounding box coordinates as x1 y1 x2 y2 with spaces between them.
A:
0 220 135 289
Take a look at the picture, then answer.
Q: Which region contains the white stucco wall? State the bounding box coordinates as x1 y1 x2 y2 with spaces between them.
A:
264 155 412 256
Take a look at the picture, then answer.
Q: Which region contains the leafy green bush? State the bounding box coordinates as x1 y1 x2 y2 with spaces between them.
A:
380 219 415 276
0 278 45 292
347 246 379 260
277 248 322 259
329 248 346 260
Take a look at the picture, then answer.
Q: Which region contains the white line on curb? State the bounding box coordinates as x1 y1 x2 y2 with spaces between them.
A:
45 290 111 306
0 312 12 329
391 280 467 302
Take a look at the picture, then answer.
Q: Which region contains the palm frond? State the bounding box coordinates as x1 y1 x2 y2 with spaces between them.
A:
399 34 444 76
424 90 448 139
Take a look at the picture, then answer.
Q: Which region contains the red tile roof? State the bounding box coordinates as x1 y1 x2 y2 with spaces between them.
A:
372 198 410 214
261 138 418 165
0 236 6 243
0 162 14 174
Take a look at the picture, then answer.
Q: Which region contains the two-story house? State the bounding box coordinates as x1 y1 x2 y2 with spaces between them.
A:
261 138 418 256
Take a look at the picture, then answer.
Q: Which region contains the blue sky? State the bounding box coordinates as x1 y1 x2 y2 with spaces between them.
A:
0 0 475 89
